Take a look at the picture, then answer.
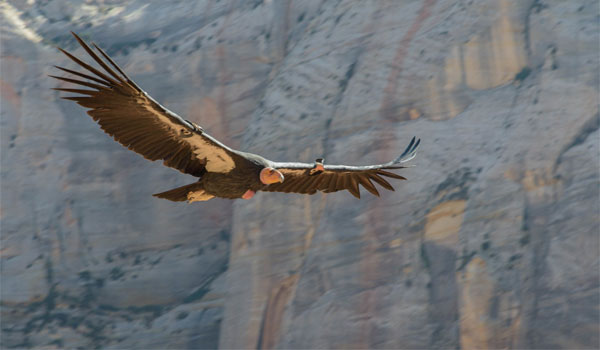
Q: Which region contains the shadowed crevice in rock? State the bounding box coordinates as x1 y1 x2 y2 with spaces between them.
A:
256 274 299 350
422 242 460 348
380 0 438 121
554 112 600 171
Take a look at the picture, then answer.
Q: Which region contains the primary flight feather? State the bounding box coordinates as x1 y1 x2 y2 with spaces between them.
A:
51 32 419 202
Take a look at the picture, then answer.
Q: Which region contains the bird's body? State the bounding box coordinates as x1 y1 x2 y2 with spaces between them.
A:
51 33 419 202
202 166 263 199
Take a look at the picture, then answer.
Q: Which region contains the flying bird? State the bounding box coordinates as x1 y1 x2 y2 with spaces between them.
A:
50 32 419 202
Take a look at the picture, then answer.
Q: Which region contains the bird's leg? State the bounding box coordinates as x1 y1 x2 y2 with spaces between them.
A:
242 189 256 199
309 158 325 175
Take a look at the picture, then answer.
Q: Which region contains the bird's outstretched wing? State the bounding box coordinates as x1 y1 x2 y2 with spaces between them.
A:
50 32 242 176
264 137 420 198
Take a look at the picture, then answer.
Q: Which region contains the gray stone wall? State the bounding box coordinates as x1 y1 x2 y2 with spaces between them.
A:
1 0 598 348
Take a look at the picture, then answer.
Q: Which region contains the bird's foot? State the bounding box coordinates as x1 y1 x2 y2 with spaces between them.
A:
242 189 256 199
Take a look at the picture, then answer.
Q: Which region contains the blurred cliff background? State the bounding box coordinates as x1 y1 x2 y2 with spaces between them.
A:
1 0 598 349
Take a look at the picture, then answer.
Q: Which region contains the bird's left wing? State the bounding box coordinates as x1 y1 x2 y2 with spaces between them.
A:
263 137 420 198
50 32 246 176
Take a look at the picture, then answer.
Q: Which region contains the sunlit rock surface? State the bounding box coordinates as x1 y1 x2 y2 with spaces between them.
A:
1 0 598 349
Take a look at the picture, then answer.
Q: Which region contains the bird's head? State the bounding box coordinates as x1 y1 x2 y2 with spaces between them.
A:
260 167 284 185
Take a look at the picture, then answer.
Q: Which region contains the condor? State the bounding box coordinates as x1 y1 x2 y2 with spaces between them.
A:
51 32 419 202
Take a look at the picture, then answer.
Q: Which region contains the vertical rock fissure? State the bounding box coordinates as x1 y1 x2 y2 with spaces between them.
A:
523 0 543 60
255 275 299 350
380 0 438 120
322 54 361 158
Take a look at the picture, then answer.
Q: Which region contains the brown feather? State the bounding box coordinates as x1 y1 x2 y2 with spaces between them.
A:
377 169 407 180
70 32 126 84
287 178 305 192
52 88 97 95
335 174 345 191
153 182 204 202
92 42 139 87
296 175 317 193
53 65 111 86
311 174 325 190
369 174 395 191
359 175 380 197
327 174 338 192
57 47 120 86
48 75 108 90
347 176 360 198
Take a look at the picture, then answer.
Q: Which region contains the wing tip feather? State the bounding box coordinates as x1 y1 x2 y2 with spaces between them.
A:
394 136 420 164
348 188 361 199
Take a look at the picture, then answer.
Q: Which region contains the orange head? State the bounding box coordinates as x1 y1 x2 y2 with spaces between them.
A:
260 167 284 185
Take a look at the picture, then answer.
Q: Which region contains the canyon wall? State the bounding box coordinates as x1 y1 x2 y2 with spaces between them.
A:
1 0 598 348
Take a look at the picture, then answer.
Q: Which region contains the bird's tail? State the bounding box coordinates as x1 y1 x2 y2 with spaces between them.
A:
153 182 209 202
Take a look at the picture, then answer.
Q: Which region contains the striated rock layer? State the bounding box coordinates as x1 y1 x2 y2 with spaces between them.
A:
1 0 598 348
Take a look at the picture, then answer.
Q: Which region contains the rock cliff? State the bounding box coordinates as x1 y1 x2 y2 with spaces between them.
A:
1 0 598 349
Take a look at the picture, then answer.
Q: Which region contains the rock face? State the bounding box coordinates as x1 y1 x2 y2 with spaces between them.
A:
1 0 598 349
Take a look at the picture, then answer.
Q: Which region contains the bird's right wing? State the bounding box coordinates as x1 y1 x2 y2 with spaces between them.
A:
50 32 244 176
264 137 420 198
